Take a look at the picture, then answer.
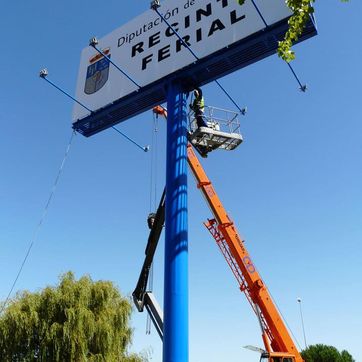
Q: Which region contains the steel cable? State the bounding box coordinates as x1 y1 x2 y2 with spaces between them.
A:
0 130 76 315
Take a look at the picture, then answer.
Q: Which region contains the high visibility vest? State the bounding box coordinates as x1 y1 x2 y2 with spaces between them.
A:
192 96 205 113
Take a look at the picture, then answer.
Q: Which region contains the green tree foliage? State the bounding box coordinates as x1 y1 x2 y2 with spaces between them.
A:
238 0 349 62
0 272 146 362
301 344 355 362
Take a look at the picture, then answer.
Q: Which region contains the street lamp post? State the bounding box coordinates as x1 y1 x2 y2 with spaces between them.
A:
297 297 308 350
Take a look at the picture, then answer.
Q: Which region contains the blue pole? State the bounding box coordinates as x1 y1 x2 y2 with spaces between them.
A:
164 81 188 362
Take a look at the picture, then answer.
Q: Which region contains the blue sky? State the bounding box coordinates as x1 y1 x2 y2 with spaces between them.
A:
1 1 361 361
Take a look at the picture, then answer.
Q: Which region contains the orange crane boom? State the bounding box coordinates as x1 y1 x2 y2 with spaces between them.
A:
187 144 303 362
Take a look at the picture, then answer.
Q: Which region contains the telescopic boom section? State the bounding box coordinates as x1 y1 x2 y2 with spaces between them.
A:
187 144 303 362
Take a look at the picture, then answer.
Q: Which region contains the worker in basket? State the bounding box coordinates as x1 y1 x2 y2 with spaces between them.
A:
190 87 208 129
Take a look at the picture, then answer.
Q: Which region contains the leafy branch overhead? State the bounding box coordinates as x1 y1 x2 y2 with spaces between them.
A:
237 0 349 62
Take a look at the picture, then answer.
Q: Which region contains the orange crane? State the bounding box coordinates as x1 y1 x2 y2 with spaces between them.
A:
134 106 304 362
187 142 303 362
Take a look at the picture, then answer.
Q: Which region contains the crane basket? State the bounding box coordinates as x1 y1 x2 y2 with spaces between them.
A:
188 106 243 157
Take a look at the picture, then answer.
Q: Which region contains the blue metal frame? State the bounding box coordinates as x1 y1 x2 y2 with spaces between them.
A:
164 82 188 362
73 17 317 137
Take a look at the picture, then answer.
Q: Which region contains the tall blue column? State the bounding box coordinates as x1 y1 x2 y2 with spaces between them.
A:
163 81 188 362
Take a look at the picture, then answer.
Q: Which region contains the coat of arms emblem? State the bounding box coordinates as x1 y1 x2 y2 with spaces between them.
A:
84 48 111 95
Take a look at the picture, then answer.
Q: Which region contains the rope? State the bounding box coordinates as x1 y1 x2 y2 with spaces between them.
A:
254 263 303 351
247 1 307 91
41 75 92 113
268 289 303 351
250 0 268 27
0 130 76 315
146 306 152 334
111 126 149 152
146 263 154 335
153 7 246 115
214 80 246 115
91 43 141 89
148 111 160 212
149 113 156 213
40 71 149 152
153 116 159 210
286 62 307 92
155 9 200 61
145 111 159 335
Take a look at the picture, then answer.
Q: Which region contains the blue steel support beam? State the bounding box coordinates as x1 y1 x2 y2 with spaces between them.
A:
164 82 188 362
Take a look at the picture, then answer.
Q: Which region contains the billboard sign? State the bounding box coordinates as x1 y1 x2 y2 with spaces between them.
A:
73 0 316 136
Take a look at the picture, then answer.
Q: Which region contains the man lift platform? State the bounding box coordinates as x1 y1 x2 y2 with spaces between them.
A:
154 105 243 158
188 105 243 157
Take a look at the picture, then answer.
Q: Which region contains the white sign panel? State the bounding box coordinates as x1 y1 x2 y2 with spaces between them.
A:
73 0 291 122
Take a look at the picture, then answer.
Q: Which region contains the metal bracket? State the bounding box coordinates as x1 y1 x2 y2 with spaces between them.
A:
150 0 160 10
89 36 99 47
39 68 48 78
